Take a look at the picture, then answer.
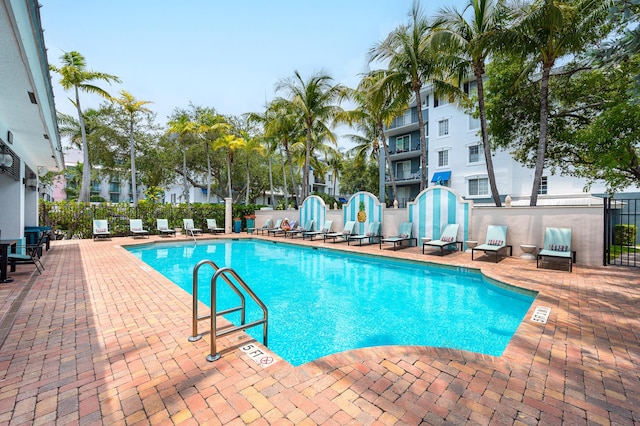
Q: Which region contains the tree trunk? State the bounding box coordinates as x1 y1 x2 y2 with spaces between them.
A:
284 140 299 206
75 85 91 203
227 151 233 199
245 158 250 205
303 124 312 201
475 67 501 207
206 142 211 203
129 117 137 206
268 145 275 208
183 145 189 206
379 122 398 204
530 64 552 206
415 85 428 191
281 149 288 208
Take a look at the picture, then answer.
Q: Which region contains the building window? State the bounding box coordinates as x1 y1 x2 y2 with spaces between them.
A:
538 176 548 195
463 81 478 98
434 93 450 108
395 160 411 180
438 150 449 167
396 135 410 152
468 114 480 130
469 178 489 196
109 193 119 203
468 144 483 163
438 119 449 137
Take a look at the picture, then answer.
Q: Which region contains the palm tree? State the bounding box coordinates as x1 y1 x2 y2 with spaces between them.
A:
213 133 244 199
49 51 120 202
276 71 346 200
166 113 197 205
506 0 608 205
260 98 304 205
436 0 506 206
349 70 410 203
196 109 230 203
369 1 442 191
113 91 152 206
236 132 266 204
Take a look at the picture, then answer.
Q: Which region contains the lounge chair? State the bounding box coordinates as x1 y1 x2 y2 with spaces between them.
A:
347 222 382 246
537 227 576 272
285 219 314 238
256 218 277 235
8 230 46 274
248 218 272 234
206 219 225 234
271 219 296 237
303 220 333 241
183 219 203 236
93 220 111 241
324 221 356 243
423 223 462 255
471 225 512 262
380 222 417 250
157 219 176 237
129 219 149 239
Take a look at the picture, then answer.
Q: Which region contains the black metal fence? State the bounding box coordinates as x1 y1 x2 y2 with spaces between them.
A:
38 201 262 240
603 197 640 267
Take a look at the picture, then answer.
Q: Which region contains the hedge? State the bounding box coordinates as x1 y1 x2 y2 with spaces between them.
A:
39 201 263 239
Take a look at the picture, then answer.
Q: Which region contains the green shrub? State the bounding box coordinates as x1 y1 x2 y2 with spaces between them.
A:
613 224 638 246
39 201 265 239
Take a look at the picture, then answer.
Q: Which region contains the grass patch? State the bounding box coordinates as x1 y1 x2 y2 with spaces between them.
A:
610 245 640 258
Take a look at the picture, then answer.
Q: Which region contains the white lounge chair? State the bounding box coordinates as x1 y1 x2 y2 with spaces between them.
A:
183 219 202 237
129 219 149 239
285 219 314 238
92 219 111 241
157 219 176 237
207 219 224 234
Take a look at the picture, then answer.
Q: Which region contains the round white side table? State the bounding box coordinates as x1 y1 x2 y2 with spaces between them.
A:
465 240 478 253
520 244 536 260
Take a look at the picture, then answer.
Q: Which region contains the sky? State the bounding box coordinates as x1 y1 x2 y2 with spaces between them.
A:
40 1 465 146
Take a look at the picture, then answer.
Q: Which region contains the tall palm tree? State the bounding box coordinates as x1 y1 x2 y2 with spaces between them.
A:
49 51 120 202
166 113 197 205
436 0 506 206
260 98 304 205
370 1 441 191
506 0 608 205
237 132 266 204
113 90 152 206
213 133 244 199
196 109 230 203
245 106 284 208
349 70 410 203
276 71 346 200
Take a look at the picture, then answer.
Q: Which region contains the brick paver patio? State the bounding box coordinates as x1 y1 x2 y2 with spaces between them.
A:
0 234 638 425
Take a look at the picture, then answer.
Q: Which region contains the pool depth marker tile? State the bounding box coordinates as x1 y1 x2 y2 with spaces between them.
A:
530 306 551 324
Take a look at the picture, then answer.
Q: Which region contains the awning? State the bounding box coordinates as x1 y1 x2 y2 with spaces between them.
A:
338 197 347 203
431 171 451 183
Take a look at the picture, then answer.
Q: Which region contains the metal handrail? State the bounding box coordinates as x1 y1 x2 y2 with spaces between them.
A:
188 260 268 362
207 267 268 361
189 260 245 342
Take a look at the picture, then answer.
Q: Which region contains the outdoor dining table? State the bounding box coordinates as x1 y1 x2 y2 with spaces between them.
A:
0 239 18 283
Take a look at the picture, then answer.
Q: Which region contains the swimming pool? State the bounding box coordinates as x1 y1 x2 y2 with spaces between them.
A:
126 239 536 366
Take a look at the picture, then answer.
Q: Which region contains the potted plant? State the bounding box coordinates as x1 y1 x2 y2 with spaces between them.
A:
233 217 242 233
244 214 256 231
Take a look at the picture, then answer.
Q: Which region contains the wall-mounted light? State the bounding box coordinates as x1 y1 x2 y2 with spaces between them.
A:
0 144 13 173
7 130 13 144
28 91 37 104
26 177 37 191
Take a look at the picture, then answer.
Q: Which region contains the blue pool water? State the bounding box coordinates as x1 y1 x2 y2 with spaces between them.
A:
125 239 536 366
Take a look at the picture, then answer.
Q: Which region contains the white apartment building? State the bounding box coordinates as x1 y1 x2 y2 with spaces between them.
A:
384 83 611 207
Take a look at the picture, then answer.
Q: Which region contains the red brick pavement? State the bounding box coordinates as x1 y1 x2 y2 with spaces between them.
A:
0 235 639 425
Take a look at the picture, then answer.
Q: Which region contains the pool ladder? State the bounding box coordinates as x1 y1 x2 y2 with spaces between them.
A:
188 260 268 362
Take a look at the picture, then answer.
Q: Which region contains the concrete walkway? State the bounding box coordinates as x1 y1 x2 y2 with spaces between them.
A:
0 235 638 425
